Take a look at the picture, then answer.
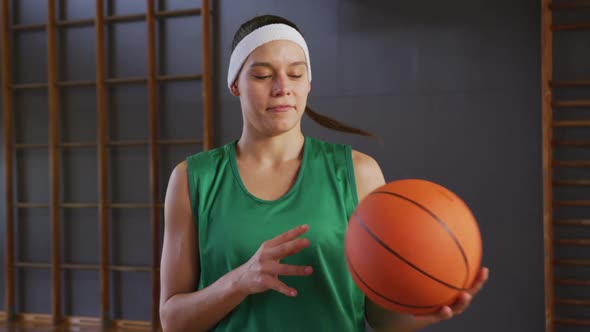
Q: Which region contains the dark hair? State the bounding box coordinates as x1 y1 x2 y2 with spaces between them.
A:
231 15 375 138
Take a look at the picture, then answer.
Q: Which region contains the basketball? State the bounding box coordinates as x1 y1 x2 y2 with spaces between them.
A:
344 179 482 315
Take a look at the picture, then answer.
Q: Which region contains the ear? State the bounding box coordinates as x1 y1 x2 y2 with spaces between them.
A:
230 83 240 96
307 81 312 94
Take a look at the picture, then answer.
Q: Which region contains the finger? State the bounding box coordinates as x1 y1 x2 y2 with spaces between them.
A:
267 277 298 297
272 263 313 276
413 306 452 324
449 292 472 315
439 306 453 320
265 224 309 248
468 267 489 296
267 237 310 259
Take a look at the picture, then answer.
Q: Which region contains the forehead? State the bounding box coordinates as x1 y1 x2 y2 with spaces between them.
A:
245 40 307 63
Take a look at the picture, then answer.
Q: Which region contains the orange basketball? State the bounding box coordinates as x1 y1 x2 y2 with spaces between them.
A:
344 179 482 315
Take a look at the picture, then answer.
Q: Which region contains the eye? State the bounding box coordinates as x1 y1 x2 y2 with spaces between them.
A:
253 75 271 80
289 74 303 79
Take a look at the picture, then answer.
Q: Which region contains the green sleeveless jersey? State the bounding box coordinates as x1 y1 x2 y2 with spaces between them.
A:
186 136 365 332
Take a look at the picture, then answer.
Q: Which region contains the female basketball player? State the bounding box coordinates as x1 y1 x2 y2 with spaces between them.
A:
159 15 489 332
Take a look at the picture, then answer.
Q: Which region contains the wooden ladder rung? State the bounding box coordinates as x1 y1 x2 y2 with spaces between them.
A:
15 262 51 269
551 80 590 88
61 141 96 148
158 139 202 145
556 278 590 286
554 219 590 226
16 202 50 208
156 8 202 18
554 200 590 206
553 121 590 128
104 13 146 23
553 23 590 31
556 318 590 326
110 265 152 272
552 100 590 108
553 160 590 167
555 239 590 246
57 80 95 87
14 143 49 149
550 1 590 10
556 298 590 306
553 140 590 147
11 75 202 89
11 23 45 31
62 203 99 208
158 74 202 81
553 180 590 186
61 264 99 270
105 76 146 84
555 259 590 266
12 82 48 89
55 18 95 28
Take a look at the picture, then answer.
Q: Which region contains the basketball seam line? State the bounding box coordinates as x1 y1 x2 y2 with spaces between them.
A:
345 248 439 309
372 190 471 289
354 197 468 291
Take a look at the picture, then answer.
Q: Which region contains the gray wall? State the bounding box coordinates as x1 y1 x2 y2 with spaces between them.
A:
218 0 544 330
3 0 581 331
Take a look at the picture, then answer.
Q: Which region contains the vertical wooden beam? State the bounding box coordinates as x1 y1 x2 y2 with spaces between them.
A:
146 0 160 329
541 0 554 331
95 0 110 327
201 0 213 150
1 0 15 321
46 0 62 324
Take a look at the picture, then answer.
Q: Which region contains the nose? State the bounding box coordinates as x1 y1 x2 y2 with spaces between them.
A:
271 73 291 97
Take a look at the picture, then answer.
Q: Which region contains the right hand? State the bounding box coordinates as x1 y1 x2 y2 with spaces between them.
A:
232 224 313 298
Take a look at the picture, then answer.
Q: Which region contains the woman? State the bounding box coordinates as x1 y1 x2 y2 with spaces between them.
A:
159 15 488 332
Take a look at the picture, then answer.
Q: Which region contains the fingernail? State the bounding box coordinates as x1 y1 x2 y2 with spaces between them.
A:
291 290 297 297
305 266 313 274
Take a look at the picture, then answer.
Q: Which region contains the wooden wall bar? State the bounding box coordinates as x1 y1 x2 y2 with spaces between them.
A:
145 0 161 328
1 0 15 320
541 0 554 330
46 0 62 324
94 0 110 326
202 0 213 150
1 0 213 327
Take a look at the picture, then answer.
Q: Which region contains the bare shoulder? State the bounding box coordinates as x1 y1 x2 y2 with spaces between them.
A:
164 160 192 223
169 160 188 192
171 160 188 180
351 150 386 201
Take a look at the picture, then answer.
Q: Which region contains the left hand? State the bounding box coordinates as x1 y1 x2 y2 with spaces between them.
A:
412 267 489 327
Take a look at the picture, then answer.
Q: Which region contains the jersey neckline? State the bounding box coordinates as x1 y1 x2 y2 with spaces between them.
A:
227 136 310 204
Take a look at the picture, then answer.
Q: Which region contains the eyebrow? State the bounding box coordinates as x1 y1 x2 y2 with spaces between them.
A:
249 61 308 69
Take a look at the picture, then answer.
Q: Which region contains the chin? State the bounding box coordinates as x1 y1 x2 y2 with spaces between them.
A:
264 122 299 136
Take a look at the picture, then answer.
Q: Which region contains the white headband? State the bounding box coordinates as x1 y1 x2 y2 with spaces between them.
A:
227 23 312 91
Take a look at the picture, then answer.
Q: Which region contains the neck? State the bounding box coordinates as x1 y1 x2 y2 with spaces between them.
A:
236 129 305 164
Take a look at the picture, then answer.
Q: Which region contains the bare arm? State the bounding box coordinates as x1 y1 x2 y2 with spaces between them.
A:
159 161 247 332
352 150 489 332
160 161 314 332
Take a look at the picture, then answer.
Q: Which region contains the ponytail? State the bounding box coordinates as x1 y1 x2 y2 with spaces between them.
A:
305 106 376 138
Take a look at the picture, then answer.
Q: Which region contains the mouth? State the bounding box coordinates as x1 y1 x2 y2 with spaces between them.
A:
267 105 294 112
